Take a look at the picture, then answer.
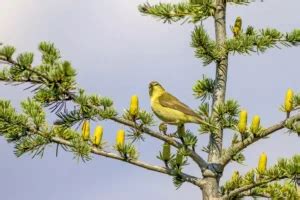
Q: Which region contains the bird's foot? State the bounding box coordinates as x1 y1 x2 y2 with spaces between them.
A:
159 123 168 135
159 122 178 137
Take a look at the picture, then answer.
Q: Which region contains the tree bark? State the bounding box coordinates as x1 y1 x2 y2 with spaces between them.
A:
205 0 228 199
202 178 223 200
208 0 228 162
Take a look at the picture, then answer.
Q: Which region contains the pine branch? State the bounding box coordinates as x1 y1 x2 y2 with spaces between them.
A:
138 1 214 24
226 28 300 55
221 112 300 166
111 116 209 172
50 136 205 188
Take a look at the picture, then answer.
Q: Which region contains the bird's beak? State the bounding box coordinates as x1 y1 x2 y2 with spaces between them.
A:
149 81 156 89
148 82 155 96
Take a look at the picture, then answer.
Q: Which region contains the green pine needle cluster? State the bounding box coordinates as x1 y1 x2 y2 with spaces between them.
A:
122 109 155 127
71 137 92 162
282 93 300 136
0 100 28 142
0 42 77 111
54 89 117 129
15 135 50 158
285 117 300 137
252 181 299 199
191 26 221 65
123 109 155 142
198 100 239 135
193 75 215 101
213 100 240 129
115 143 139 160
0 99 50 158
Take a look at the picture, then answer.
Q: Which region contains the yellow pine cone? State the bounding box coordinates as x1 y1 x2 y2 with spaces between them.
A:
284 88 294 112
116 129 125 148
238 110 248 134
129 95 139 118
92 126 103 146
233 17 242 37
258 152 267 174
250 115 260 134
162 143 171 161
81 120 90 141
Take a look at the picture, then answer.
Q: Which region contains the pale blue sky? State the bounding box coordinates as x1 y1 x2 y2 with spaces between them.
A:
0 0 299 200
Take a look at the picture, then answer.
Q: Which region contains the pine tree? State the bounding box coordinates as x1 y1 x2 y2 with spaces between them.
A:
0 1 300 199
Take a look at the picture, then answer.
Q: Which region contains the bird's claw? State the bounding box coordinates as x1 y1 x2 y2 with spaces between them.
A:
159 123 168 135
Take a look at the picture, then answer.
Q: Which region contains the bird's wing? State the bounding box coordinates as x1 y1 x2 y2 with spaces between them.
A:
158 92 200 118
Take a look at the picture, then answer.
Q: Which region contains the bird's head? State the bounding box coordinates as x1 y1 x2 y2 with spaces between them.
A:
149 81 165 97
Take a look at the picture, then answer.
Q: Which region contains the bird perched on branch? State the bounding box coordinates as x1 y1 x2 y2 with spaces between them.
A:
149 81 207 126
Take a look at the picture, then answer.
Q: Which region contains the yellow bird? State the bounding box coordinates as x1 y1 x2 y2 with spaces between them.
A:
149 81 206 125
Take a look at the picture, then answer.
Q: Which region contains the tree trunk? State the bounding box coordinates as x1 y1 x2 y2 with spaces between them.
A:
205 0 228 199
202 178 223 200
208 0 228 162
